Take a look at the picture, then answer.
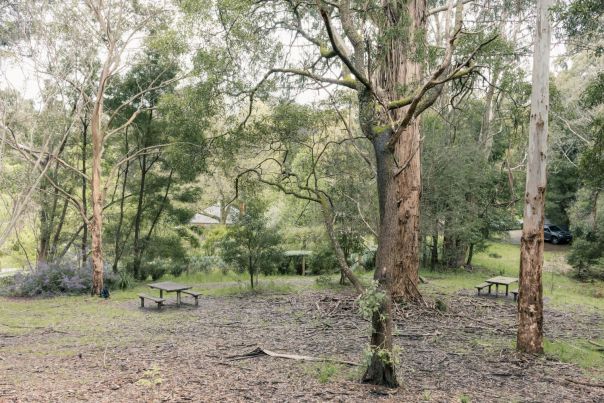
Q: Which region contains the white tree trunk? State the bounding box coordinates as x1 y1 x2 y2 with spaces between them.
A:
517 0 552 354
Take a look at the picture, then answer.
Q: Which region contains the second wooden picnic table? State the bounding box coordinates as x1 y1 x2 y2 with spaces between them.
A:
148 281 192 307
485 276 518 296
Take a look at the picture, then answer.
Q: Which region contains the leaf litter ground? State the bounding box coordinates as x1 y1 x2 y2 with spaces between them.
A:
0 281 603 402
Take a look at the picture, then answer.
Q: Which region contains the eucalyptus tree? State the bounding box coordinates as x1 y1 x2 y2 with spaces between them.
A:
81 0 178 294
187 0 502 386
2 0 203 293
517 0 553 354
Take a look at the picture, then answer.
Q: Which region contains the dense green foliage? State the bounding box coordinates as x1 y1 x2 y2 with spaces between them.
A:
0 0 602 288
220 199 283 288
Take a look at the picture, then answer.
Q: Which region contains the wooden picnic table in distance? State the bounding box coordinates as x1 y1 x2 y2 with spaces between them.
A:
485 276 518 296
148 282 192 307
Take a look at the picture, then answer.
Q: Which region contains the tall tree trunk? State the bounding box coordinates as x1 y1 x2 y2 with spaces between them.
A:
36 191 50 268
363 137 400 387
133 110 155 278
390 118 422 299
81 119 88 269
112 131 130 273
36 155 53 268
49 194 70 260
248 244 254 289
431 231 438 269
90 65 110 296
219 197 228 224
372 0 425 301
466 243 474 266
517 0 552 354
38 150 68 266
143 170 173 245
132 152 147 279
479 68 501 158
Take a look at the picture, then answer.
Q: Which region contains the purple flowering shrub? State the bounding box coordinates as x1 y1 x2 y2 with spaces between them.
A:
9 257 117 296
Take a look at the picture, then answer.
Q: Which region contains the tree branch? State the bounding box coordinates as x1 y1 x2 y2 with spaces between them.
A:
317 5 371 91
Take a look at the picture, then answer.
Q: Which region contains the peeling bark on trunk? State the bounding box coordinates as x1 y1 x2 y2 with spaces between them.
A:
517 0 552 354
373 0 425 302
361 0 425 384
390 119 422 300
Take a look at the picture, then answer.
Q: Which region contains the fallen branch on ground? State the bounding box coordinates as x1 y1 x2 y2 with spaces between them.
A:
226 347 358 366
563 377 604 388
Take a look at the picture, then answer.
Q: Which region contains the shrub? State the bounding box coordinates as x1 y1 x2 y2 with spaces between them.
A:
140 260 168 281
170 263 186 277
220 199 283 288
307 244 337 275
8 258 117 296
568 238 604 280
187 255 229 273
116 270 134 290
201 226 229 255
567 188 604 280
359 248 376 271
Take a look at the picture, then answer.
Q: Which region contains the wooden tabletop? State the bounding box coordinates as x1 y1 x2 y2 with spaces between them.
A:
148 282 192 292
486 276 518 285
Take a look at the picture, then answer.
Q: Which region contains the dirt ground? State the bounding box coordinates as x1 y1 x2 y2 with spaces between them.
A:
1 285 603 402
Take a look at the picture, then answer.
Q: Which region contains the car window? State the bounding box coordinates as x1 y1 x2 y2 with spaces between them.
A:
544 227 550 232
549 226 561 231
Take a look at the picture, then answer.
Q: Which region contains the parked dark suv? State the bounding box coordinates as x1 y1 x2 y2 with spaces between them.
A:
544 224 572 244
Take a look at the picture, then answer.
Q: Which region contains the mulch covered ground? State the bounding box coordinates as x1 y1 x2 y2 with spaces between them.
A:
1 285 603 402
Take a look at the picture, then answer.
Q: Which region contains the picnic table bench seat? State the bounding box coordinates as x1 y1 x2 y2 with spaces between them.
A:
475 282 493 295
139 294 165 309
511 289 519 301
181 290 202 306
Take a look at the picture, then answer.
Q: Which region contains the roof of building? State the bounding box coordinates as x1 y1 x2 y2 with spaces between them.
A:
190 204 239 225
284 250 313 257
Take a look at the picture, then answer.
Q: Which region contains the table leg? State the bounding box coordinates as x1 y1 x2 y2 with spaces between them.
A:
505 285 509 296
176 291 181 307
495 284 499 296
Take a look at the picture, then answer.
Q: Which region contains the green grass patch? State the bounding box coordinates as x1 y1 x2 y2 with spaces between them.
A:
303 362 347 384
544 339 604 375
421 241 604 311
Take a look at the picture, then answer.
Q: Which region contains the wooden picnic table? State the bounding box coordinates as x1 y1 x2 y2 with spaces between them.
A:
485 276 518 296
148 281 192 307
